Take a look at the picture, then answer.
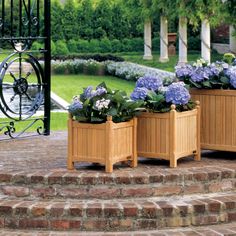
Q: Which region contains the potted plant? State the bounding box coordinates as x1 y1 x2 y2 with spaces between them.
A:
67 82 142 173
175 57 236 152
131 76 200 168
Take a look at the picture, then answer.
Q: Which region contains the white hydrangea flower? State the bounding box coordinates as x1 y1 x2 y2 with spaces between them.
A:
95 98 110 111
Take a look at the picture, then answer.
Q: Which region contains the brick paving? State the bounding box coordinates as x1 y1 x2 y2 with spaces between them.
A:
0 131 235 233
0 222 236 235
0 131 235 172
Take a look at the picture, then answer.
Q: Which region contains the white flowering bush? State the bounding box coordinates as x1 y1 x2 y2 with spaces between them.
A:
106 61 174 81
68 82 143 123
52 59 105 75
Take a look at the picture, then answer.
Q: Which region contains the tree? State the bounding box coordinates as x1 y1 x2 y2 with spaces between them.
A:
51 0 64 41
77 0 94 40
92 0 113 39
62 0 78 41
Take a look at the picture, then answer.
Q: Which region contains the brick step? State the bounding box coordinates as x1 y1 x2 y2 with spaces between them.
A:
0 166 235 199
0 192 235 231
0 222 236 235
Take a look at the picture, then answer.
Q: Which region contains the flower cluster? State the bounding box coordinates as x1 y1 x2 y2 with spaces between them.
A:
68 82 143 123
136 76 163 91
175 58 236 89
130 77 193 112
227 66 236 88
165 82 190 105
95 98 110 110
106 61 174 81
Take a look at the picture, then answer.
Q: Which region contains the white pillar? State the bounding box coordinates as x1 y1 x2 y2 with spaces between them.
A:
230 25 236 54
143 20 153 60
159 16 169 62
178 17 188 64
201 19 211 62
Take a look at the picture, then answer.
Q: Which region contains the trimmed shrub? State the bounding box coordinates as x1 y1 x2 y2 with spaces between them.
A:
89 39 101 53
110 39 123 52
51 40 56 56
67 39 78 53
130 38 143 52
77 39 90 53
152 37 160 51
122 38 132 52
55 40 69 55
99 38 112 53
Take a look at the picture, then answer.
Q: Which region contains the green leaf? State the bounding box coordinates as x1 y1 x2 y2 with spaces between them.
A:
190 80 202 88
220 76 230 85
202 81 211 88
107 108 118 116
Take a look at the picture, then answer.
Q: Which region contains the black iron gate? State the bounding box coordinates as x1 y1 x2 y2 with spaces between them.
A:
0 0 50 140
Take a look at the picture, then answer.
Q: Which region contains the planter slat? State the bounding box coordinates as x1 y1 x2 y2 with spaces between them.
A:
68 115 137 173
191 89 236 151
137 105 200 167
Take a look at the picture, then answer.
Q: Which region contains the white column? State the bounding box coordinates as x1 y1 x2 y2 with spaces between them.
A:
230 25 236 54
178 17 188 64
143 20 153 60
201 19 211 62
159 15 169 62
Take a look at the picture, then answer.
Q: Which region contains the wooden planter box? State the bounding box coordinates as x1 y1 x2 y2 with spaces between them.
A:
67 115 137 173
137 105 201 167
191 89 236 151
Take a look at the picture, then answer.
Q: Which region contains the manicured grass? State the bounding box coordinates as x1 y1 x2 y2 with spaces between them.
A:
0 112 68 132
51 74 136 103
116 51 223 72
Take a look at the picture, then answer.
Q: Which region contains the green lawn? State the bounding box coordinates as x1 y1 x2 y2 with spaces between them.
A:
0 112 68 132
116 51 223 72
51 74 136 103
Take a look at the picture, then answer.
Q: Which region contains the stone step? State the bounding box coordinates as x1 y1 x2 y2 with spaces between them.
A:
0 192 235 231
0 166 235 200
0 222 236 235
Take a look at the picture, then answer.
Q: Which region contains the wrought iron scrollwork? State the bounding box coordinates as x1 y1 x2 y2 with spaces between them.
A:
0 0 51 140
0 52 44 120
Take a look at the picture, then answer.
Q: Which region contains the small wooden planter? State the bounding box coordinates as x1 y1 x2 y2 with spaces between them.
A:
191 89 236 151
67 115 137 173
137 104 201 167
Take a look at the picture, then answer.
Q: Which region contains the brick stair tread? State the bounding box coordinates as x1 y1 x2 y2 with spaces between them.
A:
0 222 236 235
0 166 235 200
0 166 235 186
0 192 235 231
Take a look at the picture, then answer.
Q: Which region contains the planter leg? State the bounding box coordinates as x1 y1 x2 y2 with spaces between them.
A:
130 156 137 168
67 161 75 170
106 163 113 173
194 151 201 162
170 158 177 168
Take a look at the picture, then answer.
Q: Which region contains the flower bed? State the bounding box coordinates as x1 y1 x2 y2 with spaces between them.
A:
106 61 174 81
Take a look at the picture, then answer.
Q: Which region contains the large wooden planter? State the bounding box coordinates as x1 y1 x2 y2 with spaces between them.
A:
137 104 201 167
67 115 137 173
191 89 236 151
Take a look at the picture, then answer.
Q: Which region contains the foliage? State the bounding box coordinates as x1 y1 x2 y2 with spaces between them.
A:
223 53 236 64
68 82 143 123
130 76 194 112
55 40 69 56
175 58 236 89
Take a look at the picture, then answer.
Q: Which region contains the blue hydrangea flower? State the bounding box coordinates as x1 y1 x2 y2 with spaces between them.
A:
136 76 163 91
165 82 190 105
190 67 209 82
228 67 236 88
94 87 107 96
68 100 83 114
175 64 193 78
83 86 93 99
130 87 148 101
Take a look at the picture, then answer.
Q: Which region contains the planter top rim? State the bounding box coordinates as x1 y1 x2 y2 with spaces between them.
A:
190 88 236 96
